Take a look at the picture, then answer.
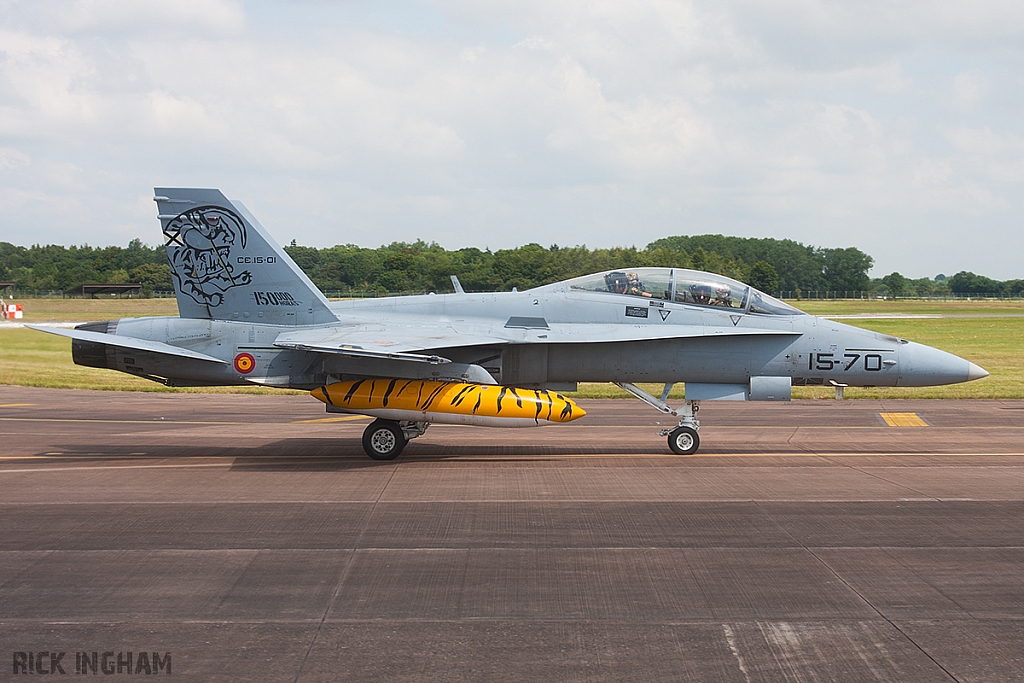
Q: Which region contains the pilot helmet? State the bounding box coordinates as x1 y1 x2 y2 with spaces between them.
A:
605 272 629 293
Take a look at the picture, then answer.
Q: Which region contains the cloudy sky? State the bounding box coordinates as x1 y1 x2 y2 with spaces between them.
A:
1 0 1022 279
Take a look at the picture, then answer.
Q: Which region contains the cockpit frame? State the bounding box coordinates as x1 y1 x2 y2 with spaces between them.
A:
561 267 803 316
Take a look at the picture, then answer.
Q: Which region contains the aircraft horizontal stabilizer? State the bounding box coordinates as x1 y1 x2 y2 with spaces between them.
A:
26 325 228 364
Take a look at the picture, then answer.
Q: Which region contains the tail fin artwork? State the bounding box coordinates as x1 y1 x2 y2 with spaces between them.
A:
154 188 336 326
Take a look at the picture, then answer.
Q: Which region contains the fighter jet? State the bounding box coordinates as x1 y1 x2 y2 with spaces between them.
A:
29 188 989 459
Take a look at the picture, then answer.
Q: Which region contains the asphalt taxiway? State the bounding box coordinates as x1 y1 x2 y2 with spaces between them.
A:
1 385 1022 681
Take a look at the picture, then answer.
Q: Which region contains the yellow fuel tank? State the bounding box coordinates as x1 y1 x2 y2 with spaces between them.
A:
310 379 585 427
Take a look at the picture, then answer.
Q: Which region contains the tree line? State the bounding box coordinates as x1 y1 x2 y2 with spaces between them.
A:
0 234 1019 297
0 239 172 294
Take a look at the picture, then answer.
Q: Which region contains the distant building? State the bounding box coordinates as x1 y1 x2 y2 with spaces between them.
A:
64 283 144 299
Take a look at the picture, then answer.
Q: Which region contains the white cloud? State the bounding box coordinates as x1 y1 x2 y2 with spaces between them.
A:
914 157 953 186
0 0 1021 278
513 36 553 51
54 0 245 35
951 69 990 111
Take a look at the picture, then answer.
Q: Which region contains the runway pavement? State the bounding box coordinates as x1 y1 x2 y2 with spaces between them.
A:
1 385 1022 682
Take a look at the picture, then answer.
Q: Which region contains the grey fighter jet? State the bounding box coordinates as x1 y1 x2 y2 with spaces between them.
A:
30 188 989 459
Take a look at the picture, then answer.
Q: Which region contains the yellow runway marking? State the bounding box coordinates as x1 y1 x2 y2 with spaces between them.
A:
880 412 929 427
294 415 372 424
0 404 35 407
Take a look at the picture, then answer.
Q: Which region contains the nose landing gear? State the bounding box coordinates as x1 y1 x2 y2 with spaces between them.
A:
660 399 700 454
615 382 701 455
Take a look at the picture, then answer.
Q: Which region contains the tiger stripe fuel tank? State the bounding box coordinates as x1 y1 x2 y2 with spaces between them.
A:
310 379 585 427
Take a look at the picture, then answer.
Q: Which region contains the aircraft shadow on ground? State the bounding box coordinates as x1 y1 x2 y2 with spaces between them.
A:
33 437 686 471
28 437 885 472
226 441 655 470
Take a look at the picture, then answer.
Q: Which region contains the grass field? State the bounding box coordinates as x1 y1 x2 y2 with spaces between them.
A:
11 297 180 323
1 297 1020 398
0 328 300 394
792 298 1024 316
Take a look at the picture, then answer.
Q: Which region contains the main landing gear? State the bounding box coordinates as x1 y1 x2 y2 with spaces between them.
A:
361 419 430 460
614 382 701 455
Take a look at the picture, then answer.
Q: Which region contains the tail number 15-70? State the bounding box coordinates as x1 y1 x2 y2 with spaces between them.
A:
811 352 883 372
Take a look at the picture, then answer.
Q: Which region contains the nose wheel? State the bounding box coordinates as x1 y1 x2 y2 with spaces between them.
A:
667 426 699 455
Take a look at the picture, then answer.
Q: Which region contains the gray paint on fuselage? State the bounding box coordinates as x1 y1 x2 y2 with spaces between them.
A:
103 288 914 389
324 289 909 387
112 316 321 387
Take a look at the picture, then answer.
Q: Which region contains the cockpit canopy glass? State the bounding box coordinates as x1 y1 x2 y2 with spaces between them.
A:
747 290 803 315
568 268 673 301
673 271 748 310
565 268 803 315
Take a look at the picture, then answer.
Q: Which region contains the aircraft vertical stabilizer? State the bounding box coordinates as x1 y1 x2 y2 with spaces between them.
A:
154 188 336 326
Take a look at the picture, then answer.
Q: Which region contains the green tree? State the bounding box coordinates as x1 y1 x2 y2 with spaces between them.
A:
747 261 779 294
880 272 910 296
1004 279 1024 295
8 232 1020 301
820 247 872 293
908 277 939 296
130 263 173 294
104 268 130 284
948 271 1003 295
283 244 321 274
648 234 826 292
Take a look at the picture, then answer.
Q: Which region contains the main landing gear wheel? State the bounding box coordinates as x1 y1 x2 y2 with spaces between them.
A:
667 426 699 455
362 419 406 460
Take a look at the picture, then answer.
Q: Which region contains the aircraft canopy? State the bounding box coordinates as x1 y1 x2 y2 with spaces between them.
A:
563 267 804 316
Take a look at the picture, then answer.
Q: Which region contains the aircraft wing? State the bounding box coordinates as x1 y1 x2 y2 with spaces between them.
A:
26 325 228 363
272 342 452 364
273 325 509 363
274 321 797 359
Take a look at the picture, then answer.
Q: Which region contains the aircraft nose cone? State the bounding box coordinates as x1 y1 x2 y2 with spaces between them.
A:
897 341 986 387
967 362 989 382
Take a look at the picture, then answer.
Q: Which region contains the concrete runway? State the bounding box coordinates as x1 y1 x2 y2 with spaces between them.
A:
1 385 1023 682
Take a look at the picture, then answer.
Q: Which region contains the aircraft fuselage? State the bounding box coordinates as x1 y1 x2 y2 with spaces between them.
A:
73 288 979 392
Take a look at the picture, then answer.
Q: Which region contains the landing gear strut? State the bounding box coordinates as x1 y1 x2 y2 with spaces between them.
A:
361 419 430 460
615 382 701 455
662 398 700 454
